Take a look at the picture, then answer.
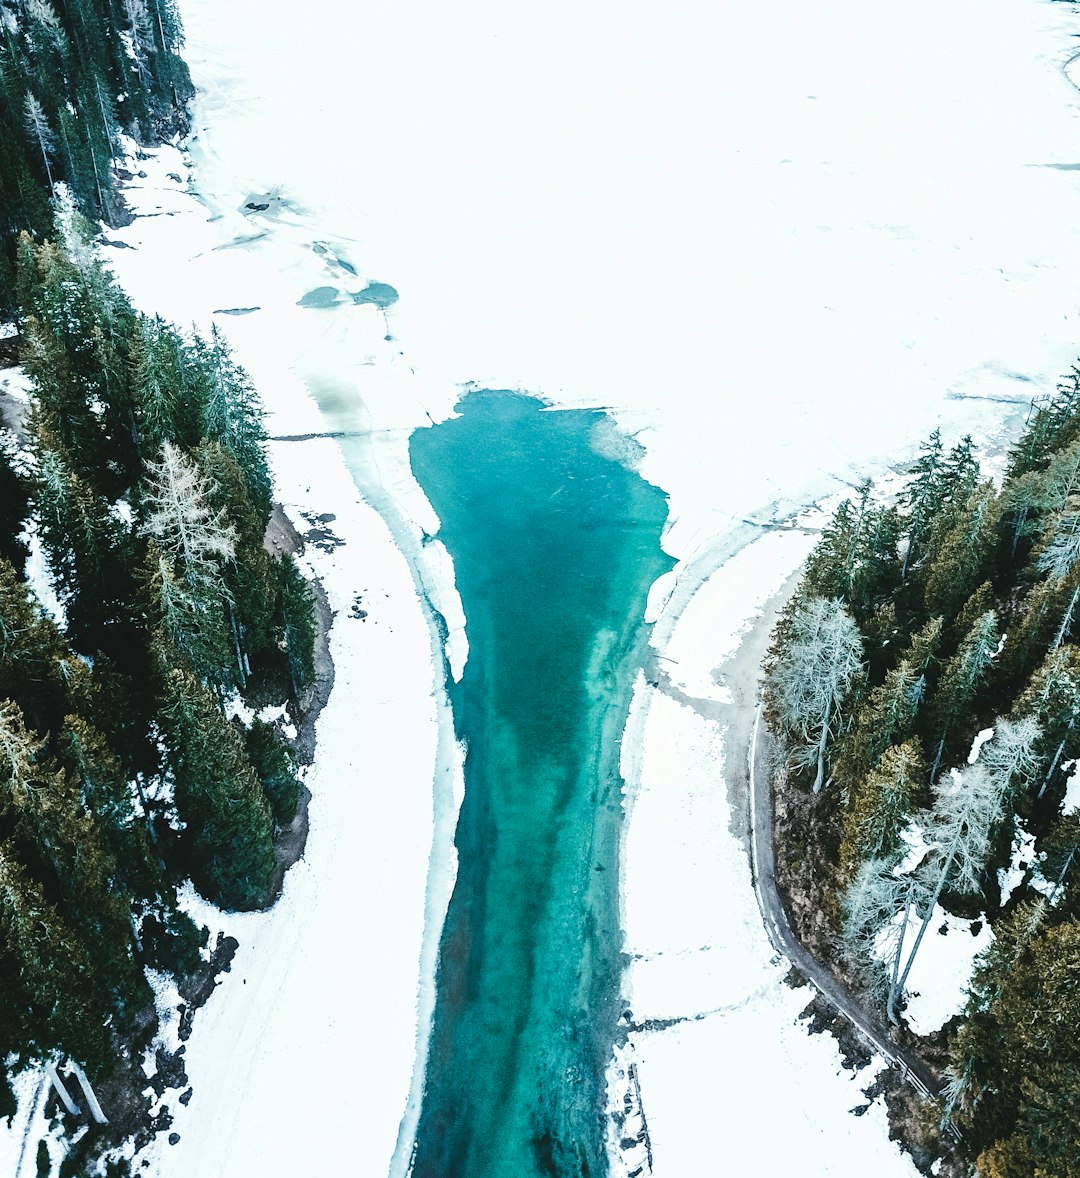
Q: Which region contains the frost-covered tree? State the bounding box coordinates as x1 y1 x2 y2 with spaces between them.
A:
768 595 864 792
22 91 55 195
141 442 236 683
841 856 929 1004
141 440 236 573
121 0 153 82
1035 500 1080 650
888 730 1023 1022
978 716 1041 797
841 856 903 998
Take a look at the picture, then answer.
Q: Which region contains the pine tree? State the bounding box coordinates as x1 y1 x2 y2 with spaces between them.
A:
951 581 994 649
0 555 72 737
1039 810 1080 915
900 428 944 579
196 440 276 680
0 701 144 1019
1008 368 1080 480
157 657 275 910
18 233 141 496
276 553 316 698
944 899 1048 1126
0 435 30 571
245 718 301 826
939 435 981 510
923 482 999 620
839 739 924 878
798 483 899 621
1000 435 1080 579
33 425 131 651
195 326 273 522
1001 468 1048 562
925 609 999 780
58 714 158 896
962 921 1080 1177
0 845 110 1072
834 616 941 793
131 317 204 454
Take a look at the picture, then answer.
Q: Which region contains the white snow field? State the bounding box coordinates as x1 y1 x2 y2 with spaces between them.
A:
7 0 1080 1175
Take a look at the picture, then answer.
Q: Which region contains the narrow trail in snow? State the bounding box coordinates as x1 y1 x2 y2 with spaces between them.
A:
724 584 957 1130
746 702 943 1103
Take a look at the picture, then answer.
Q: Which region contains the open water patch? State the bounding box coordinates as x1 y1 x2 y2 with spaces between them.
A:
350 280 398 308
409 390 672 1178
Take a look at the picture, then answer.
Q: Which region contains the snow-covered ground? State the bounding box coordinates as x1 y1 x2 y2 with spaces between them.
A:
9 0 1080 1174
617 530 916 1176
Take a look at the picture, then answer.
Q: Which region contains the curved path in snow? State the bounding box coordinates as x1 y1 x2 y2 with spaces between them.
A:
746 703 941 1100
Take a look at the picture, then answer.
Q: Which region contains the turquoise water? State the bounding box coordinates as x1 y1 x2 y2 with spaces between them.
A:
409 391 672 1178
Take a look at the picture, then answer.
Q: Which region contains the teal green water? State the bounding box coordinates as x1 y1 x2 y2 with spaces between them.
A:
409 391 672 1178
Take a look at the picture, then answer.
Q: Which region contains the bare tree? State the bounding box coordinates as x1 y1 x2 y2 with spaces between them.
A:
23 92 56 197
141 441 236 574
121 0 153 80
888 725 1027 1022
141 443 237 681
1037 502 1080 649
768 595 864 792
979 716 1041 796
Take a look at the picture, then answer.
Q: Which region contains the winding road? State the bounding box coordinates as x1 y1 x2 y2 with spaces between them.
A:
713 569 948 1111
745 701 942 1102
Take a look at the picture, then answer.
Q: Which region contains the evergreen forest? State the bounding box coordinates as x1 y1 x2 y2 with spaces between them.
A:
0 0 192 311
0 0 319 1159
766 393 1080 1176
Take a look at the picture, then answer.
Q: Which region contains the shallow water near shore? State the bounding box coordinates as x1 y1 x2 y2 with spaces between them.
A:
409 391 672 1178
